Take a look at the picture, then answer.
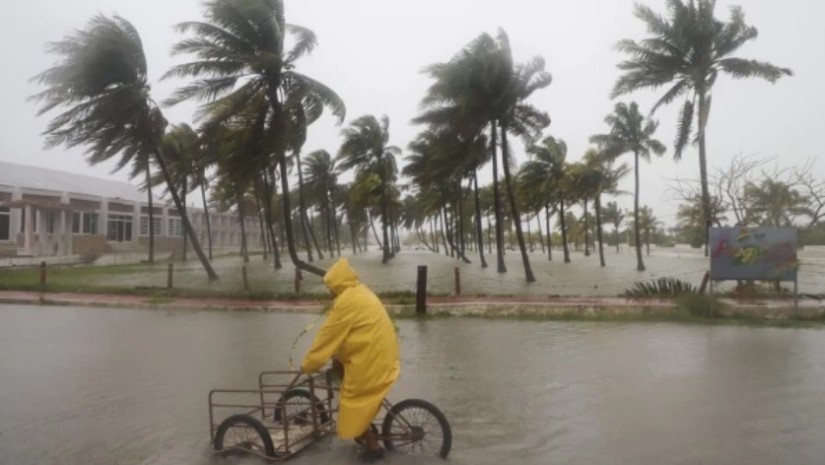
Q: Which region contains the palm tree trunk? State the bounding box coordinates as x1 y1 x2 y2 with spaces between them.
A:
442 205 470 263
697 89 712 258
583 199 591 257
306 210 324 259
500 124 535 283
369 212 382 250
646 228 651 257
439 213 449 256
347 210 358 255
490 121 507 273
200 169 213 261
560 200 571 264
545 204 553 261
536 213 545 254
633 151 646 272
276 152 325 277
457 184 467 256
330 193 341 257
153 150 218 281
293 150 315 263
388 202 398 256
472 170 488 268
256 199 268 261
615 223 620 253
235 190 249 263
182 179 188 262
487 213 493 255
596 194 606 268
432 218 439 253
262 171 282 270
380 185 391 264
527 219 533 253
145 165 154 264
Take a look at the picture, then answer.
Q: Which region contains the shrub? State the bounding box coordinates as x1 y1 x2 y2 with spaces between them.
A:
675 293 722 318
624 277 698 298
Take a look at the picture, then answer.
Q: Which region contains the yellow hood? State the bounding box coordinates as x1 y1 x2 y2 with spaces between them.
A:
323 258 360 296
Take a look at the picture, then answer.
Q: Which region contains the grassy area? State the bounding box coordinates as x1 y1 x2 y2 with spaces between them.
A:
0 262 441 304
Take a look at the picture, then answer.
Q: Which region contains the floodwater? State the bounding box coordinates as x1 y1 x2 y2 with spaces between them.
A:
2 304 825 465
99 247 825 296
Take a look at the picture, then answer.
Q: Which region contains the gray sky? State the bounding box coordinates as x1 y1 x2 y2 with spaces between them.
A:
1 0 822 226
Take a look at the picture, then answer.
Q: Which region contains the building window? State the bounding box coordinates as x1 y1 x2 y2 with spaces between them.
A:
107 214 133 242
0 207 9 241
72 212 99 235
168 218 183 237
139 216 162 236
45 212 56 234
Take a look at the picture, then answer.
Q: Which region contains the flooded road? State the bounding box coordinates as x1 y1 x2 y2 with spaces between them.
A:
2 304 825 464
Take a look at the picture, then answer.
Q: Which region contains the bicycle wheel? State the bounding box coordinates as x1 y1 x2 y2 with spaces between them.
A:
273 389 330 426
213 414 276 457
381 399 452 459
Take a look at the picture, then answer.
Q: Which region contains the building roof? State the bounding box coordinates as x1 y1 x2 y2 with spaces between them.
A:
0 161 160 204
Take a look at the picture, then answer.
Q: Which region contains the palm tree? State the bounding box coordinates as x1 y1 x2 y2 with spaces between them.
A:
524 135 569 263
638 206 662 256
602 201 625 253
157 123 203 262
303 150 340 257
613 0 792 253
582 149 630 267
417 30 551 282
31 15 218 280
166 0 345 277
338 115 400 264
591 102 666 272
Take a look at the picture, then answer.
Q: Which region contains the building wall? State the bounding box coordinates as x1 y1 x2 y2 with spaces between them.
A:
72 235 110 256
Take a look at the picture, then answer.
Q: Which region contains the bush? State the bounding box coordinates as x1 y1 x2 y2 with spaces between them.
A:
676 293 722 318
624 278 697 298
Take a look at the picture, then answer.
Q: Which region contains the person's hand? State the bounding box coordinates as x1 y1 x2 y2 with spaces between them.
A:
332 358 345 380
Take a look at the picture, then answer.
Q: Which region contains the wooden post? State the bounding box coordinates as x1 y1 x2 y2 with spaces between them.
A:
242 265 250 292
39 261 47 286
167 263 174 289
294 268 302 294
416 266 428 315
698 271 710 295
454 267 461 296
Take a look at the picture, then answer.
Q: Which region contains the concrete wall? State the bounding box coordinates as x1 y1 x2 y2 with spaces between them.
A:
72 235 110 256
138 236 184 255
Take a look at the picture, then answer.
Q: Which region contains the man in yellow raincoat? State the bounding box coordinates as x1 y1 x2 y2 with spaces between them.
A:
301 258 400 459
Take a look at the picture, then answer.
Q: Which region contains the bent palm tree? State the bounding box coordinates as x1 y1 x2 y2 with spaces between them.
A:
166 0 345 277
31 15 218 280
614 0 791 253
591 102 665 272
338 115 400 264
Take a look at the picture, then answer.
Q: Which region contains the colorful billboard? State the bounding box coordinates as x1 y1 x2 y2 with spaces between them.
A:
709 227 798 282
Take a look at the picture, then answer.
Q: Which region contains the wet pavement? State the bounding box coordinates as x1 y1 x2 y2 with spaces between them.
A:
2 304 825 464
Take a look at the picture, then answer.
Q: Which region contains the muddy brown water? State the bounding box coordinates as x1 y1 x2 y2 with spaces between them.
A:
1 304 825 465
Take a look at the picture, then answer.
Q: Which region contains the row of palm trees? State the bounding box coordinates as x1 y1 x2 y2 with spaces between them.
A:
31 0 790 283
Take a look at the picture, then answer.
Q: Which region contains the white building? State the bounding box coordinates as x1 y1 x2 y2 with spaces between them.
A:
0 161 260 259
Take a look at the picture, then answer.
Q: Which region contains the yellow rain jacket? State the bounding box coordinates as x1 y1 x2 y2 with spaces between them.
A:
301 259 400 439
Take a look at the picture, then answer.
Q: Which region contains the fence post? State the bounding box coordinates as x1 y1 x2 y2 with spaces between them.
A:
454 267 461 296
416 266 428 315
167 263 174 289
294 268 302 294
242 265 250 292
698 271 710 295
39 261 47 286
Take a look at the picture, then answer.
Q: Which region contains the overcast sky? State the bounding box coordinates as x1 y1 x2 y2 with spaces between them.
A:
1 0 822 226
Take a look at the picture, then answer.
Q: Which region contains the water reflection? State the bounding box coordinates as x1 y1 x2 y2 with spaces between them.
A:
1 305 824 464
